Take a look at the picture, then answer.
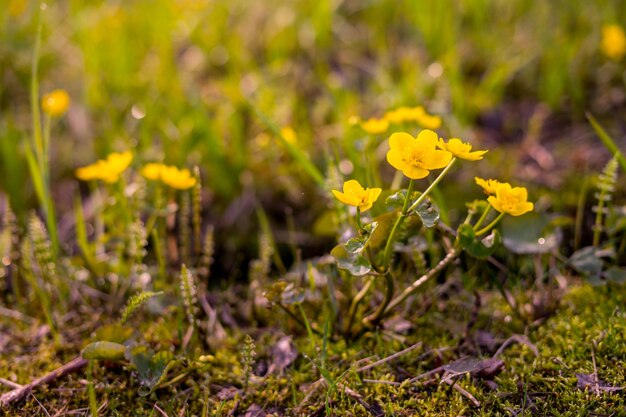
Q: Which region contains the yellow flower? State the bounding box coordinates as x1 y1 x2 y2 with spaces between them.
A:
383 106 442 129
474 177 501 195
601 24 626 60
416 113 442 130
386 130 452 179
76 151 133 183
437 138 487 161
280 126 297 144
488 183 534 216
384 107 419 124
160 166 197 190
141 163 165 181
360 118 389 135
332 180 382 212
41 89 70 117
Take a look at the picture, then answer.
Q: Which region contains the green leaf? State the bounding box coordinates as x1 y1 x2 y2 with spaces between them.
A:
344 221 378 254
82 341 126 361
570 246 604 279
457 224 501 259
604 267 626 283
413 199 439 228
501 213 561 254
586 113 626 173
385 190 408 208
331 244 372 276
127 346 174 396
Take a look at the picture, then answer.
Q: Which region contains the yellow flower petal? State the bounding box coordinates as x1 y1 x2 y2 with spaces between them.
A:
475 177 502 195
437 138 487 161
416 129 439 147
422 149 453 170
402 165 430 180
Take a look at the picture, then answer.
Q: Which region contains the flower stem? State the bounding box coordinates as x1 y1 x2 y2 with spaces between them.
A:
356 207 364 232
362 270 394 328
475 212 505 236
473 203 492 231
379 248 458 320
381 179 415 270
407 158 457 213
345 275 375 337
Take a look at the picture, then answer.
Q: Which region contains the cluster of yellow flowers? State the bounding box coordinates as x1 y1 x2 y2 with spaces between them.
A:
76 151 133 183
333 128 533 217
141 163 197 190
75 153 197 190
601 24 626 60
355 106 442 135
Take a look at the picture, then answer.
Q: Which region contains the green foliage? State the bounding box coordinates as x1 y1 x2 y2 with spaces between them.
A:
457 223 501 259
179 264 198 329
119 291 163 325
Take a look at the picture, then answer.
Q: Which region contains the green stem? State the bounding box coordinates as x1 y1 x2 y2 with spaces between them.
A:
381 180 415 269
29 3 59 255
87 360 98 417
407 158 457 213
362 270 394 328
473 203 492 231
355 207 363 232
31 3 43 169
345 275 375 337
380 248 458 319
42 113 51 185
475 212 505 237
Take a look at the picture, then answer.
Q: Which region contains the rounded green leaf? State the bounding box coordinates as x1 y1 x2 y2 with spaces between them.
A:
82 341 126 361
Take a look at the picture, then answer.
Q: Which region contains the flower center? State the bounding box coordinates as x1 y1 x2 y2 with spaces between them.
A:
404 145 430 168
500 194 520 211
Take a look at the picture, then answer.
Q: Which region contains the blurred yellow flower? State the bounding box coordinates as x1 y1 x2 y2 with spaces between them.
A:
488 183 534 216
417 114 442 130
141 163 197 190
386 130 452 179
76 151 133 183
280 126 297 144
360 118 389 135
332 180 382 212
474 177 501 195
9 0 27 17
383 106 442 129
160 166 197 190
437 138 487 161
41 89 70 117
601 24 626 60
384 107 420 124
141 163 165 181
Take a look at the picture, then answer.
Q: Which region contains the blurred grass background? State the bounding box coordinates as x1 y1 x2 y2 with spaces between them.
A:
1 0 625 275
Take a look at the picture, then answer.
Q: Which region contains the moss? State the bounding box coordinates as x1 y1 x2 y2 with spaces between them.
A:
2 283 626 416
